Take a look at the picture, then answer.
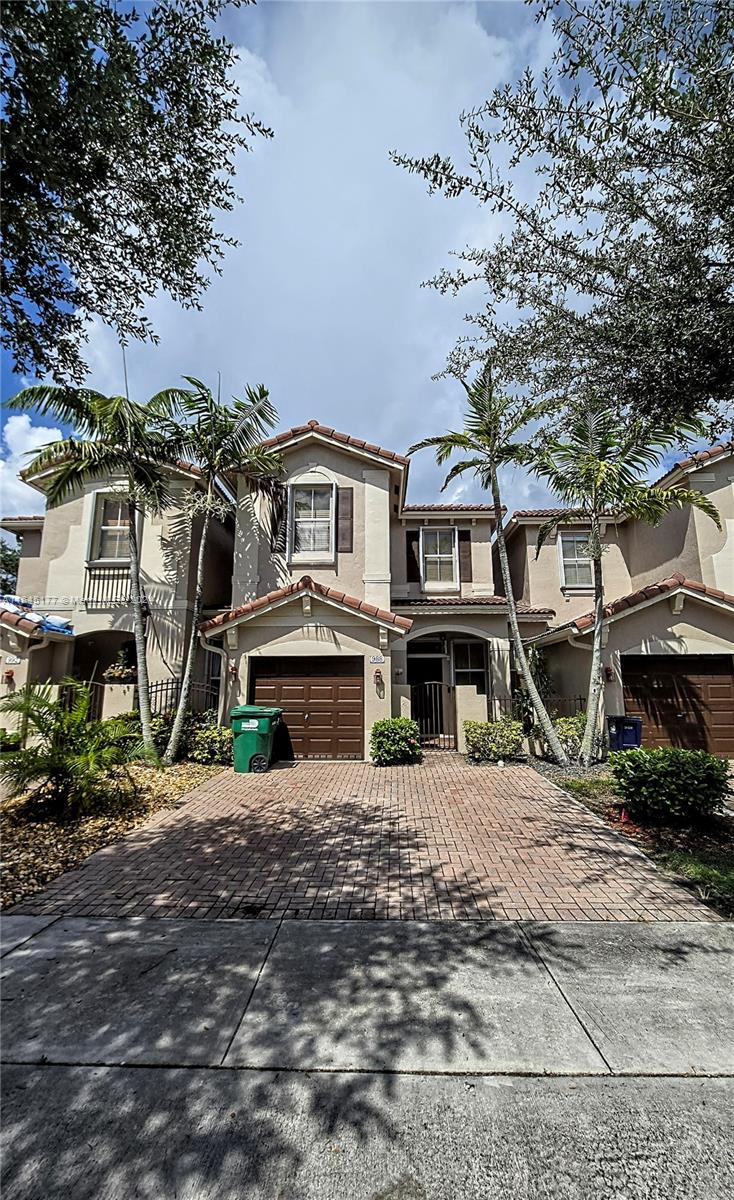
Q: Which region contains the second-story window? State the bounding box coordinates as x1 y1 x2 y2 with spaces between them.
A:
560 532 592 588
93 497 129 561
421 528 457 588
290 484 334 558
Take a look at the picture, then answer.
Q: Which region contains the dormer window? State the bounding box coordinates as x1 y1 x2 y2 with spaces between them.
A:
420 527 458 590
559 532 592 588
289 483 335 561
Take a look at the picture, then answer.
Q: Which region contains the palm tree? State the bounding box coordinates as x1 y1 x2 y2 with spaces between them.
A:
533 397 721 765
149 378 282 764
0 680 144 811
409 360 570 767
8 386 180 756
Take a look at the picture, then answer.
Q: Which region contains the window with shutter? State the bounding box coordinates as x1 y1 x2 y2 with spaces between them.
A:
406 530 420 582
458 529 472 582
337 487 353 553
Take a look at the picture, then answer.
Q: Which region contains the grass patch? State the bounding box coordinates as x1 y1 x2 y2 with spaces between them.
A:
653 848 734 919
1 761 223 910
555 771 734 920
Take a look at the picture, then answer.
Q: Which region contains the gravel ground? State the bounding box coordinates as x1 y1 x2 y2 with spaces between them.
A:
1 762 223 910
529 756 612 785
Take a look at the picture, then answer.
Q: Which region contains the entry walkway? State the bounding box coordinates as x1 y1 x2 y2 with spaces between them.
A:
11 757 714 921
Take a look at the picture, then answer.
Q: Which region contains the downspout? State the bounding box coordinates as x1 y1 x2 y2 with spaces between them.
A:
17 636 51 747
199 633 229 725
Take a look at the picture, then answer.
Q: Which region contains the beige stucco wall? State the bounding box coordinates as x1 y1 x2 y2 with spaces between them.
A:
455 685 489 752
10 473 233 687
234 444 401 609
542 595 734 719
225 596 401 756
521 523 631 622
390 518 495 600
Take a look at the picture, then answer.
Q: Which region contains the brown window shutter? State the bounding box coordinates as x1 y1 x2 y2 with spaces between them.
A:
406 529 420 582
337 487 353 553
270 486 287 553
458 529 473 582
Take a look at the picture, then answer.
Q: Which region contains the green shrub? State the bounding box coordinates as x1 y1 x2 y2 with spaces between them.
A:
370 718 423 766
121 707 230 763
464 716 524 763
551 712 587 759
0 681 144 811
0 727 22 751
188 710 233 764
609 747 731 824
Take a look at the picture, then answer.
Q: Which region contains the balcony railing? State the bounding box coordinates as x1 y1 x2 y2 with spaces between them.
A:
83 564 131 608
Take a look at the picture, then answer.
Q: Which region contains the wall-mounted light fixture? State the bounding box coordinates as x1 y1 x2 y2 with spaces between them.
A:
373 668 383 687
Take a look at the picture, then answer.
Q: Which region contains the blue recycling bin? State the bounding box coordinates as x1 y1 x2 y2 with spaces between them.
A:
607 715 643 750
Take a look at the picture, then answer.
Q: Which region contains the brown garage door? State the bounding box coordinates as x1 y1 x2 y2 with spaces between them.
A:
622 655 734 757
251 657 364 760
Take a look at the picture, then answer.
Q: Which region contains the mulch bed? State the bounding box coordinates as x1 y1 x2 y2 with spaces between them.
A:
1 762 223 910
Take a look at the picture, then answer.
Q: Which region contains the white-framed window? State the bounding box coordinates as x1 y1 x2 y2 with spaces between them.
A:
453 640 487 694
420 527 458 589
91 495 130 561
289 483 335 560
559 531 593 588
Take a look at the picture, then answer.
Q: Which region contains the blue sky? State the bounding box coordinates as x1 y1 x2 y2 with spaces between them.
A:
0 1 688 524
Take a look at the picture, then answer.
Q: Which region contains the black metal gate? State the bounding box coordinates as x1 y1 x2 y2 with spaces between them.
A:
410 682 456 750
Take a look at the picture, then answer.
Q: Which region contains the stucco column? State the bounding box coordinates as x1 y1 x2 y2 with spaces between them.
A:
362 469 391 610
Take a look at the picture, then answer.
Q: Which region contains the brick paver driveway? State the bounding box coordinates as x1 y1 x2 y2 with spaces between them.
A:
13 756 714 922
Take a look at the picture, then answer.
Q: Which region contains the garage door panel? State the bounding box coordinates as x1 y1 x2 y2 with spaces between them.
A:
252 666 364 759
622 655 734 757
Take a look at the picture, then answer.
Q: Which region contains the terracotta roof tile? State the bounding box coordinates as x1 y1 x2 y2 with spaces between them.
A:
572 572 734 631
0 514 45 522
261 419 410 466
200 575 413 634
392 596 554 615
402 503 497 513
0 606 44 637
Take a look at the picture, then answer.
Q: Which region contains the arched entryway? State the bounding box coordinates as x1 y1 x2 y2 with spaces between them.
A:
72 630 136 683
406 632 491 749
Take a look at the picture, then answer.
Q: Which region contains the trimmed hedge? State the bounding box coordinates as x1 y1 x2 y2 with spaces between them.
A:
609 747 731 824
464 716 524 763
119 708 233 764
370 718 423 766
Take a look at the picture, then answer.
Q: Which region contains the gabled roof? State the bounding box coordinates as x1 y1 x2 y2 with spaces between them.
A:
531 572 734 645
261 419 410 467
200 575 412 636
654 440 734 487
574 573 734 631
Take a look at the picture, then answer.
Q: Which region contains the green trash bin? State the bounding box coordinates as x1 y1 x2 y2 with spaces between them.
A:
230 705 282 774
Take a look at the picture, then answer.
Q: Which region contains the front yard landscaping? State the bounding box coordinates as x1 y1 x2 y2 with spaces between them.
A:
1 762 222 910
551 771 734 920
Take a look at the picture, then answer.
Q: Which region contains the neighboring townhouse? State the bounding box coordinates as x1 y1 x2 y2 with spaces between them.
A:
499 442 734 756
2 422 732 759
199 420 551 758
1 462 234 716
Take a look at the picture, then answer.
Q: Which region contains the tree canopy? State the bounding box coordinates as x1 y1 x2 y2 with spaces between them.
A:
392 0 734 428
1 0 272 382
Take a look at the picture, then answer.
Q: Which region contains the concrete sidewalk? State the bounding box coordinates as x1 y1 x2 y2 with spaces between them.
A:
2 915 733 1198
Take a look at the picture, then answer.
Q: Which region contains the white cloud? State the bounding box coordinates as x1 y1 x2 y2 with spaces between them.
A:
0 414 60 532
7 1 558 514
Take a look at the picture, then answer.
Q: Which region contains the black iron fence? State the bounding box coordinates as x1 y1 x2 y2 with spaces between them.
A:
58 679 105 721
489 694 586 721
145 679 219 716
410 682 457 750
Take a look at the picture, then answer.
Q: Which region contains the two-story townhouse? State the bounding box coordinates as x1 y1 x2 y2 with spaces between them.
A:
498 441 734 756
199 420 552 758
1 462 234 716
